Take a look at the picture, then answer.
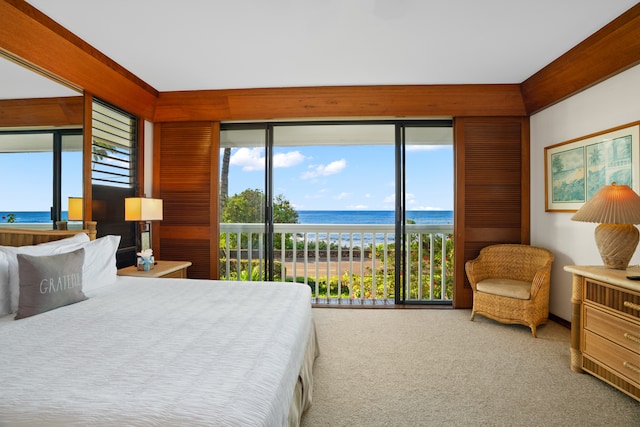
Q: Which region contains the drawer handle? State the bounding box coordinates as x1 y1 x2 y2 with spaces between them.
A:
623 301 640 311
623 361 640 375
624 333 640 345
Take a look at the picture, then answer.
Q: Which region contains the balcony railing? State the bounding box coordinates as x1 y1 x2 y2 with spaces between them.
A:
220 223 454 305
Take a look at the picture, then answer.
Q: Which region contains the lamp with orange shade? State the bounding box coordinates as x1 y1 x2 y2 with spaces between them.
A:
571 182 640 269
124 197 163 253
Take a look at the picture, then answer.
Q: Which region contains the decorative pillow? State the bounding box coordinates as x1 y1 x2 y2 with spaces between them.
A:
0 233 90 313
0 252 9 316
1 234 120 312
15 248 87 320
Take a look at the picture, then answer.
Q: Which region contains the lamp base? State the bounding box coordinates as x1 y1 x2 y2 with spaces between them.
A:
594 223 639 269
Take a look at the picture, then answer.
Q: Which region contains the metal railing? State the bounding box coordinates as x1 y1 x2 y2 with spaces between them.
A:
219 223 454 305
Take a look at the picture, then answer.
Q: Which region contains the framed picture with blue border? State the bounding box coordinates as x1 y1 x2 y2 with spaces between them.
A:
545 121 640 212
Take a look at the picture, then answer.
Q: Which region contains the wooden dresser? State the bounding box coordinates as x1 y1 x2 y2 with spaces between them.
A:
564 265 640 402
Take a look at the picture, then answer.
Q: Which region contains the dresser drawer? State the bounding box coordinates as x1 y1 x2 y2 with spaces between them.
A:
584 279 640 320
584 305 640 354
584 330 640 387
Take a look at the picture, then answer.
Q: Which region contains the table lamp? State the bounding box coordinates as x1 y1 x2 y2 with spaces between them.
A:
571 182 640 269
125 197 163 252
68 197 83 221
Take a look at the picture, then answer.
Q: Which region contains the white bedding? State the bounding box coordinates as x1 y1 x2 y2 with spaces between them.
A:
0 276 314 426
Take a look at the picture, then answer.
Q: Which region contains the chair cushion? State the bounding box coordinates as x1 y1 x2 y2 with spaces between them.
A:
476 278 531 300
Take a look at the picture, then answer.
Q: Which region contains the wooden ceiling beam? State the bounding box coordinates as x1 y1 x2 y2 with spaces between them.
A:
521 3 640 115
155 84 527 122
0 0 158 120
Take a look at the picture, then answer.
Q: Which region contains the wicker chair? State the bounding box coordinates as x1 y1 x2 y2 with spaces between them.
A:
465 244 554 337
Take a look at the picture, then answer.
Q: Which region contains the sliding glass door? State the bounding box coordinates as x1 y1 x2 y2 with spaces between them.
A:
219 120 453 304
272 123 396 300
399 124 454 303
219 126 267 280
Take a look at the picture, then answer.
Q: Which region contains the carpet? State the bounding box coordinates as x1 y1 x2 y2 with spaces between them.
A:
301 308 640 427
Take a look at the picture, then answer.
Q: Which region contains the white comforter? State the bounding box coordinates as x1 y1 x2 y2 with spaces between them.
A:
0 277 314 426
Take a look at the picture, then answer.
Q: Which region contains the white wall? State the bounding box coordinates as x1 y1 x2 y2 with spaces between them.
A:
530 63 640 321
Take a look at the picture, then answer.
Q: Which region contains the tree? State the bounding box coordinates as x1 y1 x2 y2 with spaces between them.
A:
220 189 298 279
221 188 298 250
219 147 231 221
222 189 298 224
273 194 299 223
222 188 265 223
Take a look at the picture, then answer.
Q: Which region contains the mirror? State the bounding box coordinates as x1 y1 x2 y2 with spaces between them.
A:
0 53 83 227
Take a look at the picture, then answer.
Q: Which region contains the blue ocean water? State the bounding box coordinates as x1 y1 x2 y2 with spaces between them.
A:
297 210 452 225
0 210 453 225
0 211 65 223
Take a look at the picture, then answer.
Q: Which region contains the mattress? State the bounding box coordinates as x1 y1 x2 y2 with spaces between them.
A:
0 277 316 426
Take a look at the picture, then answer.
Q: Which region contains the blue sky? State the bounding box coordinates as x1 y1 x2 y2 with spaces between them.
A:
1 152 82 212
224 144 453 211
1 142 453 213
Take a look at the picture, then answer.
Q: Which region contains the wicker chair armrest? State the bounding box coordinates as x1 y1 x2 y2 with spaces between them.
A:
465 258 491 290
529 260 553 298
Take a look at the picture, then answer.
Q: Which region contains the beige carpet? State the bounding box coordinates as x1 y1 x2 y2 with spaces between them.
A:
301 308 640 427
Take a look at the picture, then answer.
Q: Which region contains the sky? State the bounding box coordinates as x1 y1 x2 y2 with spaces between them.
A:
224 143 453 211
1 137 453 213
0 151 83 212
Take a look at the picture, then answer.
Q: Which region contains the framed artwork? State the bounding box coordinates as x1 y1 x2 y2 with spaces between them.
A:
545 122 640 212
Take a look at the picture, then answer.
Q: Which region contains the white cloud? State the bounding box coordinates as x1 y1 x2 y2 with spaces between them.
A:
335 192 351 200
383 194 395 203
301 159 347 179
273 151 305 168
406 145 448 151
230 147 264 171
348 204 369 209
230 148 305 171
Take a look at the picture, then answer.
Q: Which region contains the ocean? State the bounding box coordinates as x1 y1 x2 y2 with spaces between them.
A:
297 210 452 225
0 210 453 225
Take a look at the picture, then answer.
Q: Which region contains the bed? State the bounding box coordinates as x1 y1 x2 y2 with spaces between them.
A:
0 228 318 426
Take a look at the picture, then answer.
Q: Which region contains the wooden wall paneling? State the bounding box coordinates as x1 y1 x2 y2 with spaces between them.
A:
153 121 219 279
82 93 93 223
521 3 640 114
453 117 528 308
0 97 83 127
0 0 157 120
154 84 527 122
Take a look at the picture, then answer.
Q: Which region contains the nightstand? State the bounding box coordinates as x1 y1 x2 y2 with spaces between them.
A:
117 260 192 279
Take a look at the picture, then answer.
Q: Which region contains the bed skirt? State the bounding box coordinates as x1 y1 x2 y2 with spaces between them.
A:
289 318 320 426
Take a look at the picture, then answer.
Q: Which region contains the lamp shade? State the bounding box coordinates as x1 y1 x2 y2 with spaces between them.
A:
125 197 163 221
68 197 83 221
571 183 640 224
571 183 640 269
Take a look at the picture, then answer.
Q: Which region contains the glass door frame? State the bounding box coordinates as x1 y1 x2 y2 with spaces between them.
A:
220 119 453 305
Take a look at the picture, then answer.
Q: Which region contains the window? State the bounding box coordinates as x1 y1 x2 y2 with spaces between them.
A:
0 129 82 226
91 99 137 187
91 98 138 267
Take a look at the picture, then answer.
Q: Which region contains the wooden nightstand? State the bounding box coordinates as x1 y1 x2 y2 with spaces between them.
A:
117 260 192 279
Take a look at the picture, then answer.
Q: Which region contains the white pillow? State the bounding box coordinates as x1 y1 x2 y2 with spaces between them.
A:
37 235 121 292
37 232 90 248
0 233 89 313
0 233 95 313
59 235 121 292
0 252 10 316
